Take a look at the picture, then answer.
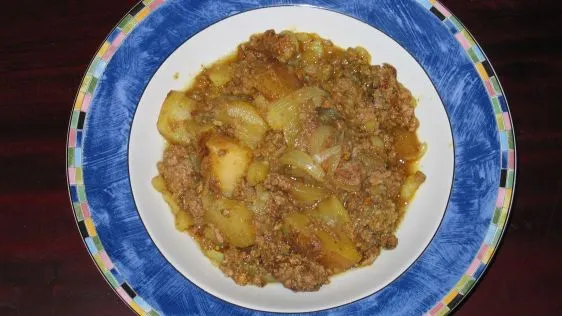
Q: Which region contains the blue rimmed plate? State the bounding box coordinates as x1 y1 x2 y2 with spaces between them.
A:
67 0 516 315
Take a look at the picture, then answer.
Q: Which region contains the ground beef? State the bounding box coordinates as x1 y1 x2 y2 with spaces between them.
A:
332 161 364 188
254 131 286 161
271 254 329 291
158 145 205 225
263 173 295 192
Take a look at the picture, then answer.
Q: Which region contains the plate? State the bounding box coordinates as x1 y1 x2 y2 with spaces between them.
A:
66 0 516 315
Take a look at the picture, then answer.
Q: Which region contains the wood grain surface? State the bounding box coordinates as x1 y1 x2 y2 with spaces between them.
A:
1 0 561 315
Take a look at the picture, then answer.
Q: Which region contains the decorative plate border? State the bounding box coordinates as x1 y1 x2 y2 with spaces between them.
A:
414 1 516 315
67 1 165 315
66 0 516 315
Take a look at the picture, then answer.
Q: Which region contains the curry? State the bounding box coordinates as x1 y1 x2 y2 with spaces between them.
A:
152 30 425 291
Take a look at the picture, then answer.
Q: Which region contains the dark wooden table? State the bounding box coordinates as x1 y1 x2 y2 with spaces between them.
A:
1 0 561 315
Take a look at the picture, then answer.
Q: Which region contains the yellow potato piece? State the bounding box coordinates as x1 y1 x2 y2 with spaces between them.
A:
151 176 167 193
315 230 361 271
204 249 225 266
207 64 234 86
152 176 193 230
157 91 197 145
394 129 421 161
217 101 269 149
175 210 193 232
205 198 256 248
313 196 350 226
246 160 269 186
370 135 385 150
400 171 426 201
283 213 318 253
206 135 252 197
304 39 324 60
254 64 300 101
284 213 311 231
283 212 360 271
250 184 270 215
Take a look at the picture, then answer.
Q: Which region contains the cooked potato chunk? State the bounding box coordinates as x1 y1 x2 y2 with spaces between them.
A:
151 176 193 231
400 171 426 201
254 64 300 100
394 129 422 161
315 230 361 271
217 101 269 149
207 64 234 86
283 212 360 270
246 160 269 186
313 196 350 226
151 175 167 193
370 135 385 150
204 249 225 266
175 210 193 231
205 135 252 197
250 184 270 214
205 198 256 248
157 91 197 144
283 213 318 253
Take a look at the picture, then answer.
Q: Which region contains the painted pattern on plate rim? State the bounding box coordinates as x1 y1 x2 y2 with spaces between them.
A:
413 1 516 314
68 1 164 314
66 0 516 315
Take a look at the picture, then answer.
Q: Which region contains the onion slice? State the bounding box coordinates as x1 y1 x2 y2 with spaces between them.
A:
279 150 326 182
313 145 342 175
